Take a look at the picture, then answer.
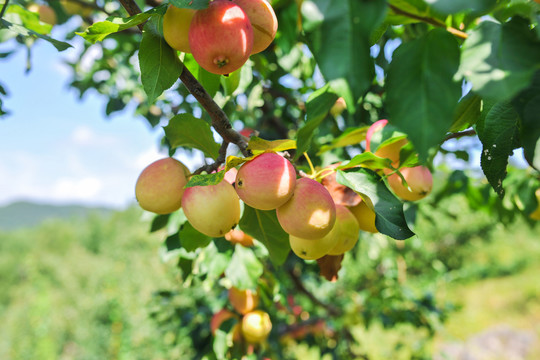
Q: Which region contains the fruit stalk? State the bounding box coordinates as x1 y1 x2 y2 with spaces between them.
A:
118 0 250 157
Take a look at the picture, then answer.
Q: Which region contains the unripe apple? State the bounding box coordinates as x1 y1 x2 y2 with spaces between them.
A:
349 199 378 233
231 0 278 54
135 157 189 214
28 4 57 25
189 0 254 75
163 5 196 53
365 119 408 163
181 180 241 237
228 287 259 314
330 97 346 117
60 0 93 17
235 152 296 210
530 188 540 220
326 205 360 255
387 166 433 201
241 310 272 344
276 178 336 239
225 229 254 247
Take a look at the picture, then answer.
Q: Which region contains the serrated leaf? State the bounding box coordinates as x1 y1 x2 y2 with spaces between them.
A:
185 171 225 188
247 137 296 153
239 205 290 266
164 113 220 159
0 19 71 51
317 126 369 155
294 84 338 160
179 222 212 252
302 0 386 103
170 0 210 10
425 0 497 15
336 169 415 240
459 17 540 102
449 92 482 132
476 101 521 197
224 246 263 290
139 16 183 104
386 28 461 161
76 12 154 43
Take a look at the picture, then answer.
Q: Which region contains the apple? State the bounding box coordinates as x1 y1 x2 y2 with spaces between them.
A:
135 157 189 214
228 287 259 314
163 5 196 53
189 0 253 75
181 180 241 237
225 229 254 247
276 178 336 239
330 97 346 117
235 152 296 210
232 0 278 54
348 199 378 233
387 166 433 201
365 119 408 164
60 0 93 18
211 308 236 335
326 205 360 255
241 310 272 343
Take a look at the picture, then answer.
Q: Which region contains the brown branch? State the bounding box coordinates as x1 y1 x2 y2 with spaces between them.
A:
443 129 476 142
118 0 249 158
193 141 229 175
389 4 468 40
288 268 340 316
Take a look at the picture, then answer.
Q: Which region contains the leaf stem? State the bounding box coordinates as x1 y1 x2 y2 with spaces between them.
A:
443 129 477 142
303 152 315 176
388 4 468 40
0 0 10 20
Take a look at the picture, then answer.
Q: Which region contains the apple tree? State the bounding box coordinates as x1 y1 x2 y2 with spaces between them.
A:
1 0 540 358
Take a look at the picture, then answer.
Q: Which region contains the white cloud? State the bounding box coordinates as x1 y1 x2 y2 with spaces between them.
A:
51 177 103 201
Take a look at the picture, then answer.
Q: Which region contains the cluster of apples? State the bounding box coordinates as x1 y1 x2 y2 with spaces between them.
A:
163 0 278 75
211 287 272 344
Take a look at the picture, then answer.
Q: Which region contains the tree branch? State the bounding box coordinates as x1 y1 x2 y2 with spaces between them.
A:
443 129 476 142
389 4 468 40
0 0 10 19
118 0 249 158
193 141 229 175
288 267 340 316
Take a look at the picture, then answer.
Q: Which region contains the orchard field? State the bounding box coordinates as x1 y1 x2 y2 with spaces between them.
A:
2 0 540 359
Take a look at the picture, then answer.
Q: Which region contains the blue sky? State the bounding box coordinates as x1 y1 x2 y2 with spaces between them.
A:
0 25 203 209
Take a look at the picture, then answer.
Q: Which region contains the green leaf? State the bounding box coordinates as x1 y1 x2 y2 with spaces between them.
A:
386 28 461 161
197 66 221 98
76 12 153 43
170 0 209 10
239 205 290 266
476 101 521 197
426 0 497 15
317 126 368 155
7 4 52 34
179 222 212 252
449 92 482 133
150 214 170 232
459 17 540 102
294 84 338 160
185 171 225 188
224 246 264 290
302 0 386 102
512 71 540 169
336 169 415 240
139 16 184 104
338 152 393 170
0 19 71 51
164 113 220 159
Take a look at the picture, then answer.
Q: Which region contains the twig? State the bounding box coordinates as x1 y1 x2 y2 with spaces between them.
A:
443 129 476 142
287 268 340 316
193 141 229 175
389 4 468 40
118 0 250 158
0 0 10 19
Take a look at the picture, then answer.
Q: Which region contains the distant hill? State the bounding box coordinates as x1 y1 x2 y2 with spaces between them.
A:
0 201 114 231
